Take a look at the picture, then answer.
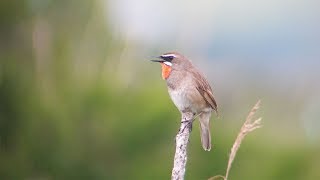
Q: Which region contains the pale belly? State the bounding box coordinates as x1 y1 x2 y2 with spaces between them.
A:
168 87 211 114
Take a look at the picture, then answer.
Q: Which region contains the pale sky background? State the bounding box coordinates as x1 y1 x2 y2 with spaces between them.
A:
106 0 320 57
104 0 320 142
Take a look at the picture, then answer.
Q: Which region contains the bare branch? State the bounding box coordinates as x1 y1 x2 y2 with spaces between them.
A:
171 112 194 180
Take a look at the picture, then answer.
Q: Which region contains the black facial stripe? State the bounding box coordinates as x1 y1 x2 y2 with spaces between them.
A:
160 55 174 62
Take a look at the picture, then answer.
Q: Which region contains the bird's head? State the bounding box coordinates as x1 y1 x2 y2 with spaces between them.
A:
151 52 187 80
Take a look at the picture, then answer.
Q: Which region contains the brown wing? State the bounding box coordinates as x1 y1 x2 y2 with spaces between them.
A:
192 70 218 114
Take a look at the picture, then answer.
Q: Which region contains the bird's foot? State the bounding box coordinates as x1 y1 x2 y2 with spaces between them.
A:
178 120 192 133
175 112 195 134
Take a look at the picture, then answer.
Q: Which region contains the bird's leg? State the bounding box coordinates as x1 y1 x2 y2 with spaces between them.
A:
180 112 195 133
180 112 202 132
193 112 203 120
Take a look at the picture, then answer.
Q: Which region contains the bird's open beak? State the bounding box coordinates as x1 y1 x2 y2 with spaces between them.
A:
151 56 173 66
151 59 164 62
151 56 165 63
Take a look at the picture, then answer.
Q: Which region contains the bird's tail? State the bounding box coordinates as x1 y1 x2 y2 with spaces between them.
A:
199 112 212 151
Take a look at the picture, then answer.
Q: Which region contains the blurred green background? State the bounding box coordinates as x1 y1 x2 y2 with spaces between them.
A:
1 0 320 179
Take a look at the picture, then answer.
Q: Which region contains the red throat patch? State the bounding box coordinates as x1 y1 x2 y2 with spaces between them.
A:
161 63 172 80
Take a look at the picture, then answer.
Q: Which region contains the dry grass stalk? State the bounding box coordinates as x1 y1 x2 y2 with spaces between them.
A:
209 100 262 180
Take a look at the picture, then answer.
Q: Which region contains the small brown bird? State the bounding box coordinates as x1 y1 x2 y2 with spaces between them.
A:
151 52 218 151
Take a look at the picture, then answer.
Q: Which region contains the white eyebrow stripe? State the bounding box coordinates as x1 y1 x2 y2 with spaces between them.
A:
163 61 172 66
161 54 176 57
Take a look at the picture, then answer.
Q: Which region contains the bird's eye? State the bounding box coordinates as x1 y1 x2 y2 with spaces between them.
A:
161 55 174 62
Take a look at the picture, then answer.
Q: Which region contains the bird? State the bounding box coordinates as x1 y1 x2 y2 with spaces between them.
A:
151 52 218 151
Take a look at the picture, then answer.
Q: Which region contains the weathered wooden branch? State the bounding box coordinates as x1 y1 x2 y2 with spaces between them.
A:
171 112 194 180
